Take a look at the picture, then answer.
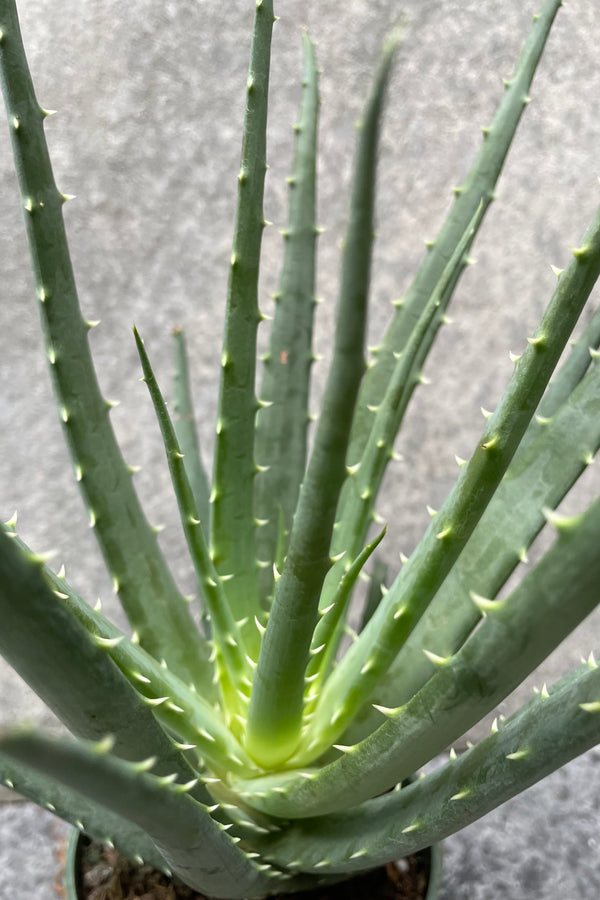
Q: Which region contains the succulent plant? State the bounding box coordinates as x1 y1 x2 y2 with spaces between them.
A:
1 0 600 896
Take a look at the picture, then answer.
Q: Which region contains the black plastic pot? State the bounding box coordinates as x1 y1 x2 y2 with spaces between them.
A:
424 842 444 897
63 827 82 899
63 828 443 899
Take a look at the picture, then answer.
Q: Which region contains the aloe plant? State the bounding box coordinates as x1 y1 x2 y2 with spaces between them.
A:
1 0 599 896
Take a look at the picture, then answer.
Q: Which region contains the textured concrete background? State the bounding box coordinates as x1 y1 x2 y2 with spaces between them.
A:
1 0 599 896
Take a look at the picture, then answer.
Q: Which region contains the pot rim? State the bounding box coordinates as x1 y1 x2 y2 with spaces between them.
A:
63 829 444 899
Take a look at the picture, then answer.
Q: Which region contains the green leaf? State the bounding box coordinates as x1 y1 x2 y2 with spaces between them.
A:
253 659 600 875
307 202 600 756
319 202 485 650
172 327 211 542
63 587 258 779
245 32 399 768
0 0 206 683
304 527 387 707
254 33 320 603
0 731 292 899
134 326 249 714
0 524 208 788
516 301 600 455
211 0 275 640
239 491 600 816
347 0 563 465
359 559 388 631
0 751 167 871
349 327 600 738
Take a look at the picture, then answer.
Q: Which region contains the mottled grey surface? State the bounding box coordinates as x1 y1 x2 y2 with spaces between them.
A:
1 0 599 896
437 749 600 899
0 802 68 899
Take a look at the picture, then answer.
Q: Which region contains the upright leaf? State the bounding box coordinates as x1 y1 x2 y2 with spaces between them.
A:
348 0 563 462
172 328 211 540
0 0 206 682
254 33 320 602
308 205 600 754
210 0 275 642
245 34 399 767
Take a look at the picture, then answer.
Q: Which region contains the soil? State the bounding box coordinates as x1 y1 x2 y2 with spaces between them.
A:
69 837 431 900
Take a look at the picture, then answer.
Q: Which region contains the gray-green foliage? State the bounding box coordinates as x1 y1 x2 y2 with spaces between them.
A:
1 0 599 895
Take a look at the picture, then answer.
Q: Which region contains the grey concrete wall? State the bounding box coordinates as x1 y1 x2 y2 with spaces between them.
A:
0 0 599 895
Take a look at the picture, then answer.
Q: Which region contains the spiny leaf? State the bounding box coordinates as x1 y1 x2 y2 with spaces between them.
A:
245 32 400 768
254 33 320 601
0 0 207 684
